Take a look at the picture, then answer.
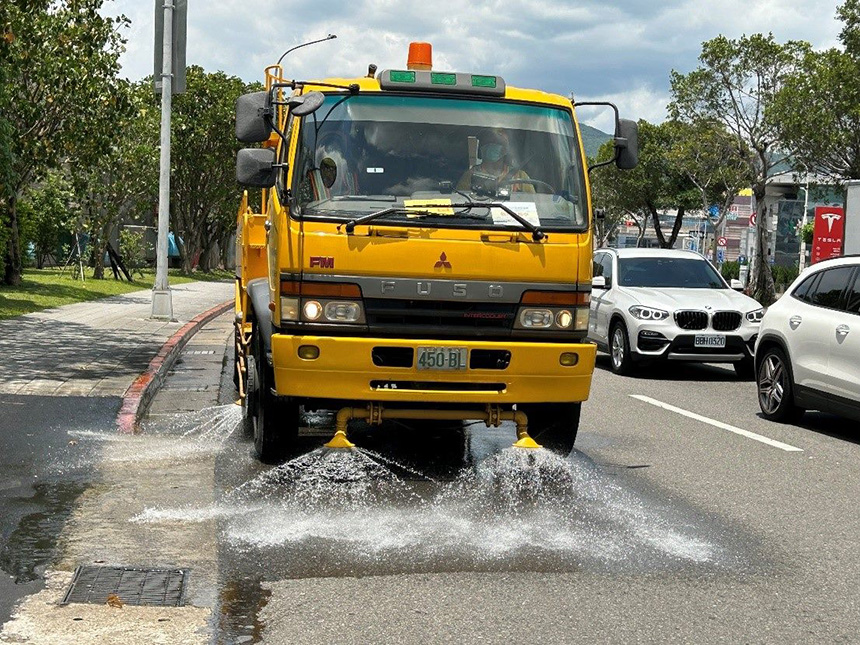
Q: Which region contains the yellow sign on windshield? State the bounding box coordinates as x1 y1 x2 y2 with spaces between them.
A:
404 199 455 217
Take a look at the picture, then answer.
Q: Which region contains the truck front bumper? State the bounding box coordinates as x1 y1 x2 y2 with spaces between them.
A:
270 335 596 404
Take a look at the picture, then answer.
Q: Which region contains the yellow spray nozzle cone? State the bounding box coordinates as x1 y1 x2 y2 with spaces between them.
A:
512 435 542 450
324 430 356 449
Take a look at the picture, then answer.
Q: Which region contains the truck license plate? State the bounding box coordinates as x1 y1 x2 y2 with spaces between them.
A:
694 334 726 348
416 347 467 370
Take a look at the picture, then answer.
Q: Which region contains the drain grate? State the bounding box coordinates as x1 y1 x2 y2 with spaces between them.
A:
61 566 189 607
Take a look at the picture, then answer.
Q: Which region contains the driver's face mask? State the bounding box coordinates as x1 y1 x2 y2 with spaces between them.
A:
482 143 504 163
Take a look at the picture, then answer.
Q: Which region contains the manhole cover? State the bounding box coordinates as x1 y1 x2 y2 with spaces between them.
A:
61 566 189 607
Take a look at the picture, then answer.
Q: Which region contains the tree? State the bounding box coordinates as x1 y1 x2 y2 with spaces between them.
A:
590 120 699 249
772 1 860 181
17 170 78 268
137 66 262 273
667 120 752 263
669 34 808 305
0 1 128 285
72 79 155 279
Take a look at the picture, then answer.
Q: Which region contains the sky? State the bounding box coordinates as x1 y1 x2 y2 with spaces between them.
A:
107 0 845 132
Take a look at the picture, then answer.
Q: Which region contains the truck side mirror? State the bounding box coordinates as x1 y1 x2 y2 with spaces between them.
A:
287 91 325 117
236 148 276 188
614 119 638 170
235 91 273 143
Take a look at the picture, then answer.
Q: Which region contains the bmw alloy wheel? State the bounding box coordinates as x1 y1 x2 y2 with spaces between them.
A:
611 326 626 371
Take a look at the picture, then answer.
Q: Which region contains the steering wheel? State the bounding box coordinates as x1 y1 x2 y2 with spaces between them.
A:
497 177 557 194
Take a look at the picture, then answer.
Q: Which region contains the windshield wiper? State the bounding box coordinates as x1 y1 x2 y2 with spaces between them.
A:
339 202 546 242
445 201 546 241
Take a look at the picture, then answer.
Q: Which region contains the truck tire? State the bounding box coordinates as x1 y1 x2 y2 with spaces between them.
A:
519 402 581 455
252 330 299 463
232 325 242 391
241 354 257 438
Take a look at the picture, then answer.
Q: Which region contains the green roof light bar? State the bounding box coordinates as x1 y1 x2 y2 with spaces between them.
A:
471 75 497 88
389 70 416 83
379 69 505 96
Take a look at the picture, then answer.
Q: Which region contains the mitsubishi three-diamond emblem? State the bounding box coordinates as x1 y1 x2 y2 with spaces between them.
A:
434 252 452 269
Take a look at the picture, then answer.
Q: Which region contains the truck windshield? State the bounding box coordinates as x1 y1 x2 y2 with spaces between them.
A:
293 94 588 231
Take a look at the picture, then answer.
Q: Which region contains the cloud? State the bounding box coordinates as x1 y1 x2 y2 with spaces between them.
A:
109 0 843 132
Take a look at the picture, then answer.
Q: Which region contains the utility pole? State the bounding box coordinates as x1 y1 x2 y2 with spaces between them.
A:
151 0 175 319
799 173 809 272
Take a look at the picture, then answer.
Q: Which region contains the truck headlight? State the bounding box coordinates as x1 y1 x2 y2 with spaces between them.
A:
303 300 323 321
556 310 573 329
515 306 588 331
324 301 362 322
519 308 553 328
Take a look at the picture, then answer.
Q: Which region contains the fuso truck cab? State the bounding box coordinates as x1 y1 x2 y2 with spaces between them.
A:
234 42 638 462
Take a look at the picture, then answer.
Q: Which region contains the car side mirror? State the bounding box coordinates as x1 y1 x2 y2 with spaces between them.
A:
235 91 273 143
592 275 607 289
730 278 744 292
236 148 277 188
614 119 638 170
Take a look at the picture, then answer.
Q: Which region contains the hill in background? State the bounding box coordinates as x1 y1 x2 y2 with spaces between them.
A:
579 124 612 159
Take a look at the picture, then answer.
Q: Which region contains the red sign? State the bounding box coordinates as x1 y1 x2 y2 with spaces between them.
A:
718 236 727 247
811 206 844 264
749 212 756 228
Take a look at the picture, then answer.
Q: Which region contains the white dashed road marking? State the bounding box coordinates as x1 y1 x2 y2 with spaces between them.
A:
629 394 804 453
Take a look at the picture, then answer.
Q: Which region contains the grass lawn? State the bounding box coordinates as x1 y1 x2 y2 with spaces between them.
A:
0 267 233 320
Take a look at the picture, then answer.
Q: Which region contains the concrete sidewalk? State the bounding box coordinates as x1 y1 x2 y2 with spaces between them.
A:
0 281 232 398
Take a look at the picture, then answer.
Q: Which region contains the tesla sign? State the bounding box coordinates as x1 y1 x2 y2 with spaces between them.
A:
811 206 844 264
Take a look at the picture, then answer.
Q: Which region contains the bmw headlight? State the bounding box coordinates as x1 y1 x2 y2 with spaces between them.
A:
628 305 669 321
745 307 766 323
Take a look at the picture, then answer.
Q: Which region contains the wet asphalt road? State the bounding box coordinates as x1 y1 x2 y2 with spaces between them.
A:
2 321 860 643
0 394 117 622
207 345 860 642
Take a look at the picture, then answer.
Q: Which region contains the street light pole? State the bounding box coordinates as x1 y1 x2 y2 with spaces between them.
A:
151 0 174 320
799 173 809 272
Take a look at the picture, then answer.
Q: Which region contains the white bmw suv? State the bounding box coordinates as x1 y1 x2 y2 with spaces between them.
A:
755 255 860 423
589 248 764 377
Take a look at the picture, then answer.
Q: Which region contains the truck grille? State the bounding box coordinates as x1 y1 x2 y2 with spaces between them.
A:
674 310 708 330
364 299 517 336
711 311 742 331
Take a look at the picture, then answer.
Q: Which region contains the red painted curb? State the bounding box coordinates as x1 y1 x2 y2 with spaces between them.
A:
116 299 233 433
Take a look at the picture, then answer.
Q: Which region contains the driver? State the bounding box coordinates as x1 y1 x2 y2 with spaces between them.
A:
456 130 534 194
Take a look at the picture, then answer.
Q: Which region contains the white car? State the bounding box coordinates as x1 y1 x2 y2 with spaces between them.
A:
755 255 860 423
589 248 764 377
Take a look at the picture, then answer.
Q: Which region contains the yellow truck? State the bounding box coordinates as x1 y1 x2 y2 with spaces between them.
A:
234 42 638 461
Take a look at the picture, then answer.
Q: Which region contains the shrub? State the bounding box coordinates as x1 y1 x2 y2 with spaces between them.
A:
119 229 150 278
720 261 740 280
771 264 799 287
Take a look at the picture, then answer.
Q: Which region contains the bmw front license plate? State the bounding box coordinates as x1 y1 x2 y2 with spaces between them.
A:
694 334 726 348
416 347 467 370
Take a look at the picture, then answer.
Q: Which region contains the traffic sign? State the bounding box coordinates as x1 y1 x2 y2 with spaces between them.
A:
749 212 757 227
718 236 727 247
717 249 725 263
738 255 747 265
